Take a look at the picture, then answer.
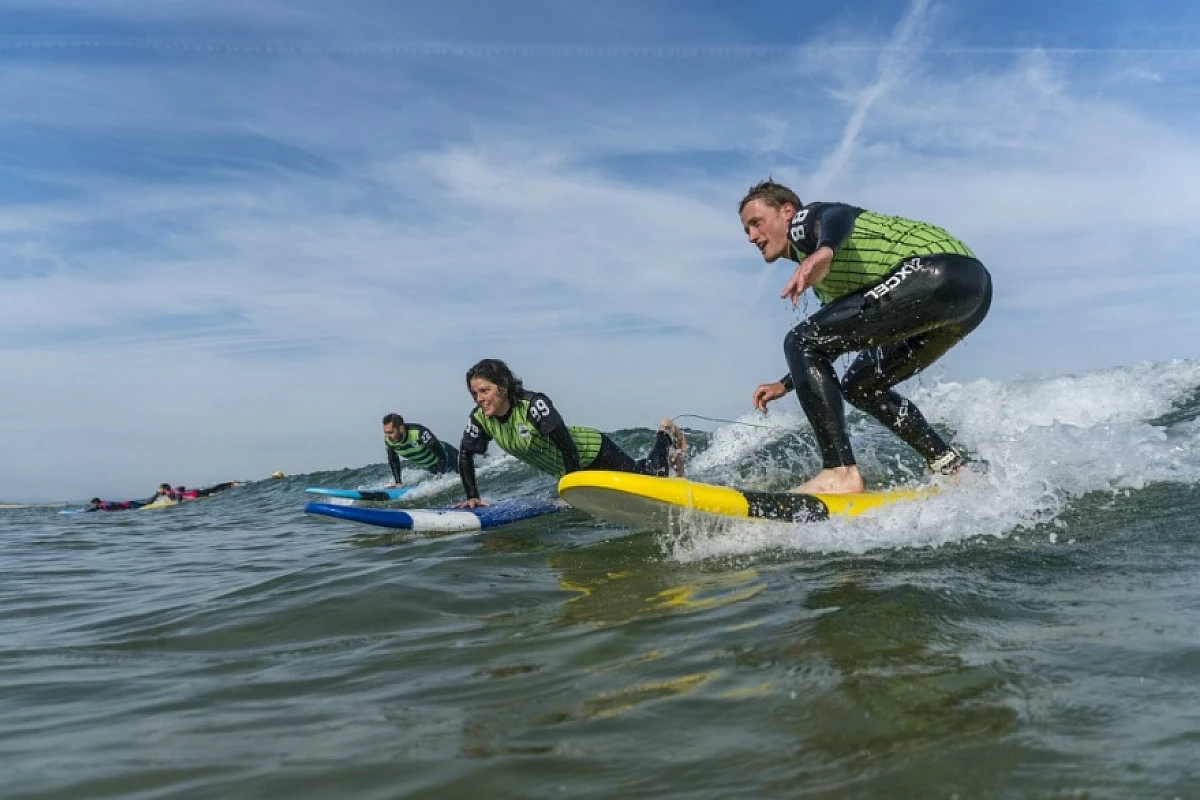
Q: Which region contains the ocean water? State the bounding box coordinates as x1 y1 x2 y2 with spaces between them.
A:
3 359 1199 799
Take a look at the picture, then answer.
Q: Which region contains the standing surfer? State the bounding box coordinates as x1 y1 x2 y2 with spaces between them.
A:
739 180 992 494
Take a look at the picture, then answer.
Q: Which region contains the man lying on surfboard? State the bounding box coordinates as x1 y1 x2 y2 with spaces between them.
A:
739 180 992 495
86 497 147 512
454 358 687 508
381 413 460 486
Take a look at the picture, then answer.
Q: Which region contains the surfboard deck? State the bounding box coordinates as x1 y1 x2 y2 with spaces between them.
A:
557 471 935 528
141 498 180 510
304 496 565 531
305 486 413 502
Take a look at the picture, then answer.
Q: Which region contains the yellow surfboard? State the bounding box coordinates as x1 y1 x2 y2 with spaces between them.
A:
558 471 934 529
140 498 179 510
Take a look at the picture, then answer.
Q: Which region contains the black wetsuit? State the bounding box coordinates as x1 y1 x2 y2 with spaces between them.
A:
192 482 237 498
88 500 146 512
780 203 993 469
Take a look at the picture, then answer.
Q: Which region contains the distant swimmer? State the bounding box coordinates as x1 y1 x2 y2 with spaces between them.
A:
455 358 686 509
87 497 146 512
173 482 239 500
152 483 180 502
148 482 239 502
381 414 459 486
739 180 993 494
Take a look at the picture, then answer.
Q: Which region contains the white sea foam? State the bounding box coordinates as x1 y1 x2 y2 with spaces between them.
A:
396 450 532 504
666 359 1200 560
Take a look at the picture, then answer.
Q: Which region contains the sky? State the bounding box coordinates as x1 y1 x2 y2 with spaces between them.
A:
3 0 1200 500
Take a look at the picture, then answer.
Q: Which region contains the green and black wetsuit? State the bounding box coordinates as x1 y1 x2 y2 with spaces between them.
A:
787 203 978 304
780 202 992 471
457 390 675 500
385 422 459 484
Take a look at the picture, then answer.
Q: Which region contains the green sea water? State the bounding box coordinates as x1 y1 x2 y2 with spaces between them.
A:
3 361 1199 799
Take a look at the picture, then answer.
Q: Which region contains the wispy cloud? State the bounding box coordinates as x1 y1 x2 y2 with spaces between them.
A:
809 0 936 194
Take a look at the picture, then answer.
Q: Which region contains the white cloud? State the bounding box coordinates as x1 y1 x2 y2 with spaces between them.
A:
2 1 1200 498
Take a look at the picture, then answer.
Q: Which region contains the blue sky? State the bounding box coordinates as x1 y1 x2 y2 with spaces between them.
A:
3 0 1200 500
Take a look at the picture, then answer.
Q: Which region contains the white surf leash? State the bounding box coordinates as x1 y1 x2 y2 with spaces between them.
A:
671 413 776 430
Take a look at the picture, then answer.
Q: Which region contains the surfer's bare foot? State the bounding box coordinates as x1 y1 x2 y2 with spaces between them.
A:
789 466 864 495
454 497 489 509
658 418 687 477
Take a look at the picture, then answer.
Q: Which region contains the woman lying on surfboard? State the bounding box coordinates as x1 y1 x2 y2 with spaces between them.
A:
454 358 686 509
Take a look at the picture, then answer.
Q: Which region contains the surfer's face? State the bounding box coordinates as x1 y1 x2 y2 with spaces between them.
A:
740 198 794 263
470 377 509 417
383 423 405 443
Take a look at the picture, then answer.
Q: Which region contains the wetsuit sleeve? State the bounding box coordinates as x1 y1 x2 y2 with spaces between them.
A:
386 447 403 483
459 450 480 499
526 392 580 473
459 416 491 499
788 202 862 255
812 203 859 252
460 416 491 456
779 374 794 393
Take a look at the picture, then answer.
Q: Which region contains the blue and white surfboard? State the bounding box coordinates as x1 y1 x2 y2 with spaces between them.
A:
303 496 565 531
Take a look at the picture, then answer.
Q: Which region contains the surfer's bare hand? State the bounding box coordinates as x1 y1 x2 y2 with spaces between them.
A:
780 247 833 305
753 381 787 413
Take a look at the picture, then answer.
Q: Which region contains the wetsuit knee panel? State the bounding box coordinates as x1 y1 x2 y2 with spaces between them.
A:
840 372 882 407
783 321 829 362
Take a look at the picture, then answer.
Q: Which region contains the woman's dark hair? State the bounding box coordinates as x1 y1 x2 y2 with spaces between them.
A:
466 358 524 402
